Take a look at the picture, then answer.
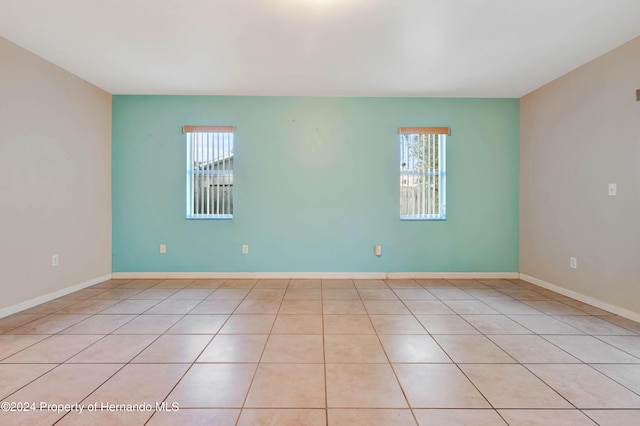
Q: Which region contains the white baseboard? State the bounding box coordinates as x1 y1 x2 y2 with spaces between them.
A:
519 273 640 323
113 272 385 279
0 273 112 319
387 272 519 279
111 271 519 280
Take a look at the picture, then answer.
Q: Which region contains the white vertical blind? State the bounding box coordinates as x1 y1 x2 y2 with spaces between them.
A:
184 126 234 219
399 127 448 220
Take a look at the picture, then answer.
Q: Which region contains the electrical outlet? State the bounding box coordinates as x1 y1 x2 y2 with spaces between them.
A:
608 183 617 196
160 244 166 254
569 257 577 269
374 245 382 256
242 245 249 255
52 255 59 267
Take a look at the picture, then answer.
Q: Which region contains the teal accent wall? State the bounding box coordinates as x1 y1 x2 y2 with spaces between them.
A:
112 96 519 272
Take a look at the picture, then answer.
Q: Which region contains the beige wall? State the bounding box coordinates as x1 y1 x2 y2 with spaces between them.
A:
0 37 111 312
520 37 640 315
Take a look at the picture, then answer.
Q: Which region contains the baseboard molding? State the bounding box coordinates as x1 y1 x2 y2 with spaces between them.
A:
0 273 112 319
111 271 519 280
112 272 385 279
519 273 640 323
387 272 519 280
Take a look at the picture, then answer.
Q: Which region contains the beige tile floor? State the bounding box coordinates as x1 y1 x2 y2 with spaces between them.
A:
0 278 639 425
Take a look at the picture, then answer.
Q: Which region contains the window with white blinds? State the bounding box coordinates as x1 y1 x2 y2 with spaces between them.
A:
399 127 448 220
184 126 234 219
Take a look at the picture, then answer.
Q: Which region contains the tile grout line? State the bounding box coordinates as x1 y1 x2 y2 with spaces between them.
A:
235 278 287 423
365 279 419 424
321 280 329 426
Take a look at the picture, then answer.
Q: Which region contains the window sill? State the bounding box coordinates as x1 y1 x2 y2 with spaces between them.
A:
186 214 233 220
400 215 446 221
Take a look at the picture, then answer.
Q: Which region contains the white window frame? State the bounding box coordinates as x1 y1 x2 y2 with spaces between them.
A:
184 125 234 219
399 127 448 220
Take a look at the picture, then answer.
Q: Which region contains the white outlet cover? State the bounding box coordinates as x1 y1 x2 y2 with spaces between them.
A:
608 183 617 196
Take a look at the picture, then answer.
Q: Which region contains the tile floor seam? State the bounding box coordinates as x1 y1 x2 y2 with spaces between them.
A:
237 279 288 418
583 362 640 398
381 281 466 368
518 363 585 410
0 337 48 363
0 362 58 401
139 282 253 418
141 357 200 424
592 335 640 359
368 280 426 424
539 334 640 364
321 280 329 426
537 333 634 365
47 361 131 424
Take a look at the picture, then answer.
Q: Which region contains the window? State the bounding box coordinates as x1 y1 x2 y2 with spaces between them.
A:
399 127 448 220
184 126 234 219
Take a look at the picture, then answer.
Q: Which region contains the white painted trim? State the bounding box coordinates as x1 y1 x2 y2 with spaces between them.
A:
112 272 386 279
386 272 519 279
519 273 640 323
0 273 112 319
111 271 519 280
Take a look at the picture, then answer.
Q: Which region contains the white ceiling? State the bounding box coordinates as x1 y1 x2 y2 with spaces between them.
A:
1 0 639 97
